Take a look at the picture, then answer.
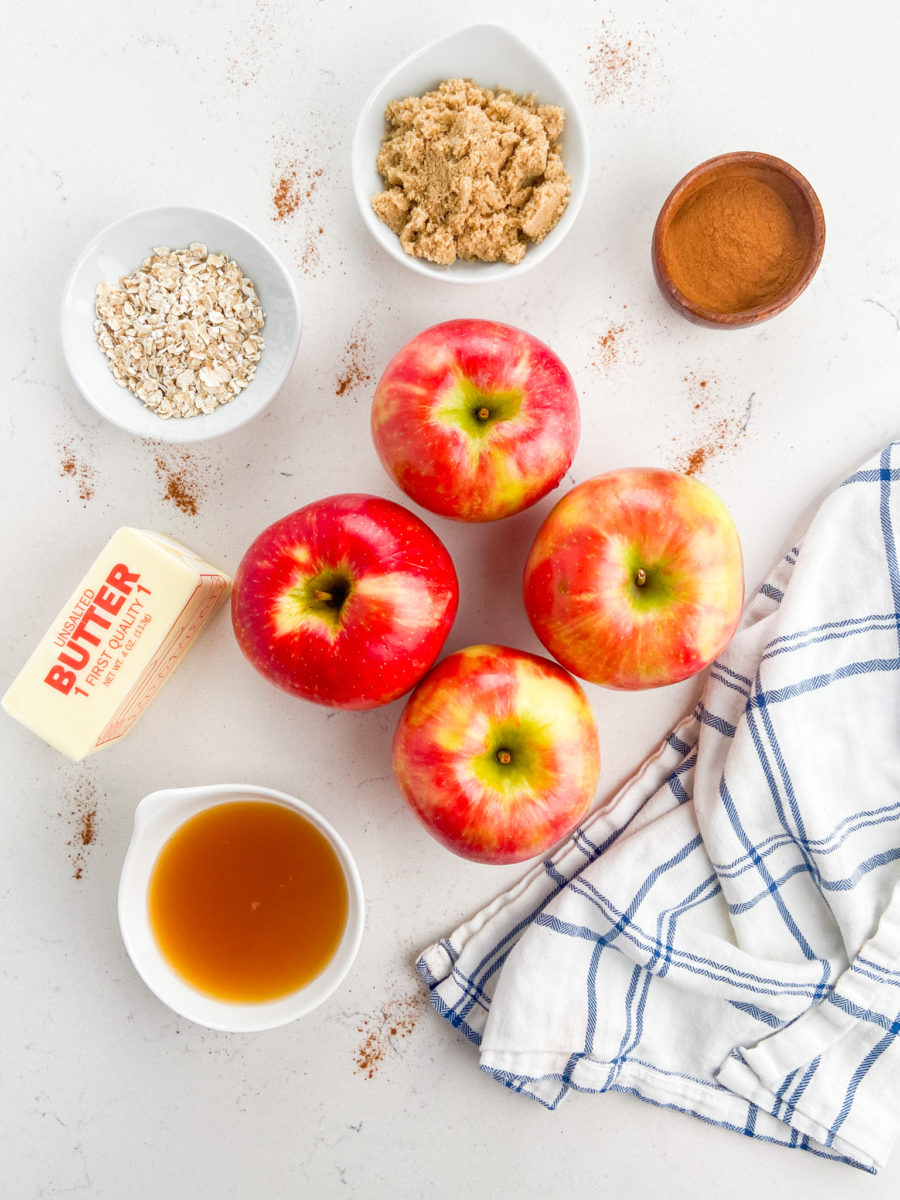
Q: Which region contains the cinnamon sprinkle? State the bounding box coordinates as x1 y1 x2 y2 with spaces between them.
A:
226 0 276 90
270 152 323 222
155 455 198 515
672 371 752 476
354 989 425 1079
58 441 95 502
162 474 198 515
335 318 374 397
60 771 99 881
587 20 656 104
590 312 638 374
273 172 302 222
270 139 327 274
152 446 216 516
597 323 625 366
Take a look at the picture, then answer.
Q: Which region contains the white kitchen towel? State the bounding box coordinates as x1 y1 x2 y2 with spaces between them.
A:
417 440 900 1173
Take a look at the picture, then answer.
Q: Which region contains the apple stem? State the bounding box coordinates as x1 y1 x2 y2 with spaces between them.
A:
635 569 648 587
496 749 512 765
314 589 333 603
476 406 491 421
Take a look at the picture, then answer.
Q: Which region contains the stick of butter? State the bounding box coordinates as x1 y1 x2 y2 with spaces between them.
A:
2 527 231 760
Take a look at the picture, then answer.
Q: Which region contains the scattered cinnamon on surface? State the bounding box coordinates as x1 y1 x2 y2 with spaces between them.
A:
587 20 655 104
354 989 425 1079
679 443 713 476
336 318 374 397
270 139 327 274
60 773 99 881
676 413 737 476
272 159 322 224
273 172 302 221
683 370 713 408
595 323 625 370
58 442 95 502
226 0 276 89
270 152 323 222
165 477 197 515
300 235 322 276
590 313 639 374
671 372 753 476
152 446 209 516
156 459 198 515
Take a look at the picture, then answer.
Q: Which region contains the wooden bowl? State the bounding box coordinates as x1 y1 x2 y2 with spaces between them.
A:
651 152 825 328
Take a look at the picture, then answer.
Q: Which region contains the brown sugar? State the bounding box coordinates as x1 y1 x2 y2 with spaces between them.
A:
372 78 571 266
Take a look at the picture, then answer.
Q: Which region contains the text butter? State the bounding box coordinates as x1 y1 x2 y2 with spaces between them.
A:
2 527 231 760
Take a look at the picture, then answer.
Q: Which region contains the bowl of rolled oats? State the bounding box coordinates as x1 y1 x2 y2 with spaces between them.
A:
351 23 589 283
60 206 301 441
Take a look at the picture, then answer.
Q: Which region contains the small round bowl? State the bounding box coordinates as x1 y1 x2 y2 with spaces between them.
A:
652 152 825 328
118 783 364 1031
351 23 589 284
61 206 302 441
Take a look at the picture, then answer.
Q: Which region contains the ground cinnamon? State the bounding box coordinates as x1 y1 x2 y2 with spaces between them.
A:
353 989 423 1079
59 442 96 502
152 448 209 516
663 174 805 313
587 20 655 104
335 318 373 397
60 772 99 881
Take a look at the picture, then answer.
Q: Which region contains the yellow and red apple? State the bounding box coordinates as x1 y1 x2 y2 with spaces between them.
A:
392 644 600 864
371 319 579 522
523 468 744 689
231 493 459 710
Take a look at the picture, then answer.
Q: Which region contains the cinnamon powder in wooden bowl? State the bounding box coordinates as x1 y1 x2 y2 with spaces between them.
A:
652 152 825 328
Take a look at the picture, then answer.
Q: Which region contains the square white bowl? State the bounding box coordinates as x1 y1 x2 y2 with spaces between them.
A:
60 206 302 442
351 23 590 284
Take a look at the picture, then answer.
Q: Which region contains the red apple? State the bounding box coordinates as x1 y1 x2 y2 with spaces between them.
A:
392 644 600 864
371 319 579 522
523 468 744 689
231 493 459 710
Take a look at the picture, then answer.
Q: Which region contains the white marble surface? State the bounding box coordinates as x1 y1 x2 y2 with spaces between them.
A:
4 1 900 1196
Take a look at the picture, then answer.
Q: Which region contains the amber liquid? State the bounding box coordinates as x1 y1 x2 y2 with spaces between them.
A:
148 800 349 1003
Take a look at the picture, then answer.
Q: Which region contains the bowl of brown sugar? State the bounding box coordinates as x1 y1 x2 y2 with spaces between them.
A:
352 23 589 282
652 152 825 328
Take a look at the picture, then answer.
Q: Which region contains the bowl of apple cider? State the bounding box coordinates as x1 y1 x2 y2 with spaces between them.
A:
118 784 365 1031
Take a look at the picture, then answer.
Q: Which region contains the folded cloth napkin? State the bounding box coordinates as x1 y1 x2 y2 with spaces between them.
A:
417 441 900 1173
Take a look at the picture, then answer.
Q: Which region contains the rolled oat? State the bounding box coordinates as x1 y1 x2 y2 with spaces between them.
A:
93 243 266 419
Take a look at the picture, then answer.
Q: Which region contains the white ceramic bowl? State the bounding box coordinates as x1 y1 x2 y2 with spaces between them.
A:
118 783 365 1031
351 23 589 283
61 206 302 442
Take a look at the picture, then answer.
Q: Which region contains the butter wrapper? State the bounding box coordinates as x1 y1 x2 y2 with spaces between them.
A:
2 527 231 759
